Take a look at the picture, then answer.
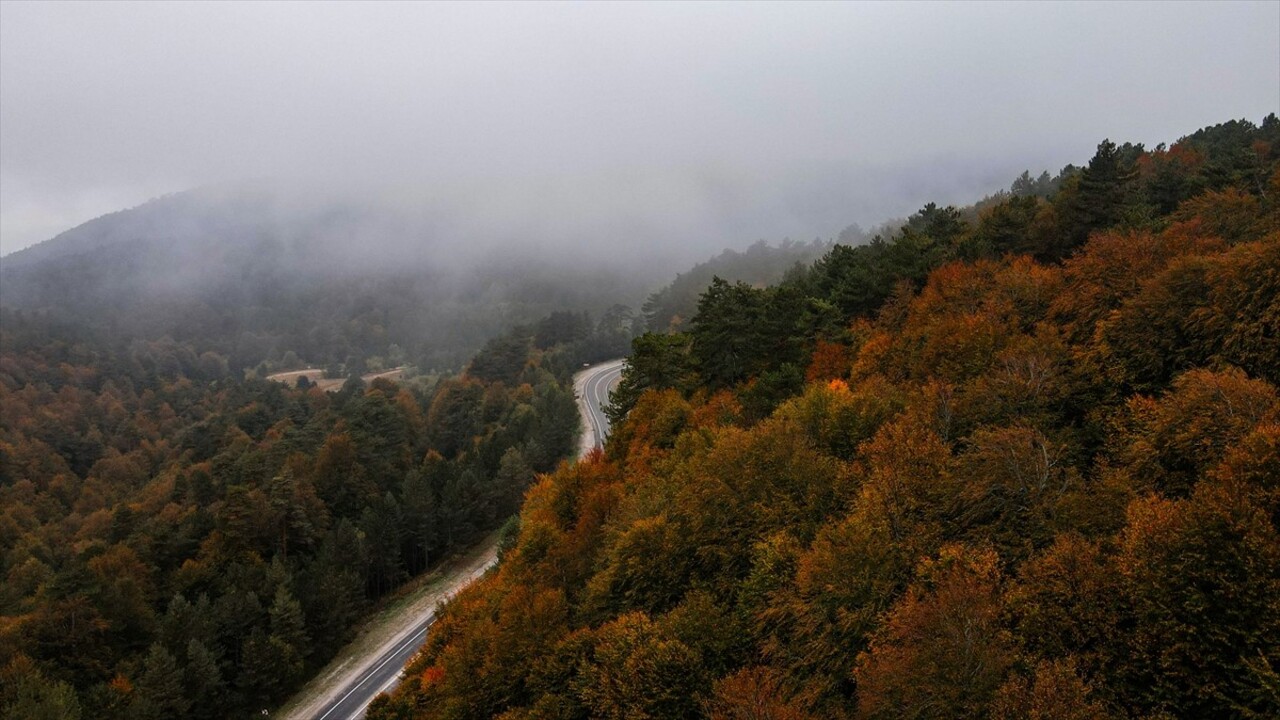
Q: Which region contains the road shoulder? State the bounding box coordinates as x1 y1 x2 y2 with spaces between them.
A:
275 532 500 720
573 358 625 457
277 358 624 719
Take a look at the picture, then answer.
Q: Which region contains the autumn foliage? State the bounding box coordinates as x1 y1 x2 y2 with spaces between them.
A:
0 320 582 718
372 117 1280 720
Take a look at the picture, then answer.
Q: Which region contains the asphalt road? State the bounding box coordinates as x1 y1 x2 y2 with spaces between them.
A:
311 557 494 720
306 359 624 720
577 359 625 452
313 618 436 720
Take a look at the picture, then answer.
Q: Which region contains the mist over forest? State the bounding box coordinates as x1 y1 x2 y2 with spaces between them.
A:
3 2 1274 378
5 2 1276 259
1 3 1278 720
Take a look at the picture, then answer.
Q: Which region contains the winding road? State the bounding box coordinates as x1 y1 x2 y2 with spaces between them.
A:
575 358 625 455
296 358 624 720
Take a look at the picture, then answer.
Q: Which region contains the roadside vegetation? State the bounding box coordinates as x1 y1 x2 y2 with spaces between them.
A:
0 314 609 718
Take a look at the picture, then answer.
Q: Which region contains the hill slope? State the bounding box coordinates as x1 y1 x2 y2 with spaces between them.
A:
370 116 1280 720
0 187 657 373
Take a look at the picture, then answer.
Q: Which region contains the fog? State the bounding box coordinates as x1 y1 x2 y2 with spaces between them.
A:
2 1 1277 263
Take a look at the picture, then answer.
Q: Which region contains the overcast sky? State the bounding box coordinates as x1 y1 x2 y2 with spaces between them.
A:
1 1 1277 258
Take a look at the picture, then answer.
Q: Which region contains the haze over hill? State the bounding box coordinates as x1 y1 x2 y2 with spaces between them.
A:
0 185 670 372
3 2 1276 258
3 1 1275 372
2 4 1279 720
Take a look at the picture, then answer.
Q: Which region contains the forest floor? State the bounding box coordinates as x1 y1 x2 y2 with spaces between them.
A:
274 533 500 720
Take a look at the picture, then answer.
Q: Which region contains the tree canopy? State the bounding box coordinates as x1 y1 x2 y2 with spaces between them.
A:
371 115 1280 720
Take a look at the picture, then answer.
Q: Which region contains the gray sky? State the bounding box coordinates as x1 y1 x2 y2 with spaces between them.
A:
1 1 1277 258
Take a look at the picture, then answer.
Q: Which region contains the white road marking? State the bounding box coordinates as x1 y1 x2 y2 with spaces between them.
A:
581 361 623 449
316 619 435 720
312 359 623 720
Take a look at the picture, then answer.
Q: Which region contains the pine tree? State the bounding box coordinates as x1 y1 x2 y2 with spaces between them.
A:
1058 139 1139 256
269 585 310 660
691 277 767 387
494 448 535 516
401 468 439 572
183 639 226 720
237 628 298 709
133 643 190 720
1 657 83 720
359 492 405 595
301 521 367 647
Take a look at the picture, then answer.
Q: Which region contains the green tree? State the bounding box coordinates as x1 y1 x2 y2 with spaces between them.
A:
906 202 968 247
691 277 769 388
313 431 378 520
606 332 696 424
494 447 535 517
535 310 593 349
1 657 83 720
529 383 580 471
183 639 226 720
269 585 311 665
300 520 367 647
969 195 1042 258
360 492 406 595
468 329 533 384
426 380 484 458
133 643 190 720
237 628 291 708
401 468 439 572
268 470 324 559
1061 139 1139 255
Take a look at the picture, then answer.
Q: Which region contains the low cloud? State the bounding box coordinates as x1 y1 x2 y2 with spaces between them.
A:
2 2 1276 259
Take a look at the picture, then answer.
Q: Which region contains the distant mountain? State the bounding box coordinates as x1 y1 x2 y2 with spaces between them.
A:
4 189 268 270
0 186 657 372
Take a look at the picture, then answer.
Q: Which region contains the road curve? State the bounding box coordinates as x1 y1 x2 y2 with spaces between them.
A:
574 359 625 456
297 359 625 720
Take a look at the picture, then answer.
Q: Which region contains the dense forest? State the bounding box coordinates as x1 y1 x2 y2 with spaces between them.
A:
0 146 883 720
368 116 1280 720
640 238 838 333
0 307 607 717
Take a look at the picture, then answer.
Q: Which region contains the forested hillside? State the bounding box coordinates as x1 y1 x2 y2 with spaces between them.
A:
370 116 1280 720
0 312 589 718
0 146 882 720
0 188 657 373
640 238 837 333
